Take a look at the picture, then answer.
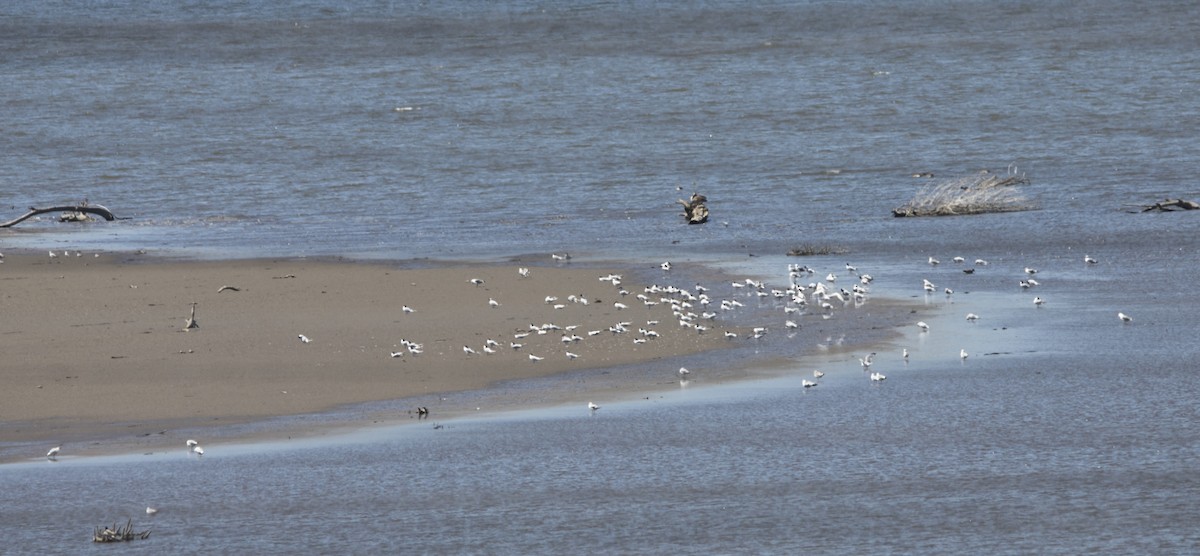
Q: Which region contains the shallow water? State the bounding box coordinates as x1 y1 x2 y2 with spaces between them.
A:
5 353 1199 553
3 0 1200 553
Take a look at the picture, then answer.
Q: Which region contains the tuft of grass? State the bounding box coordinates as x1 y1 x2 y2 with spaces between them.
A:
787 243 849 257
893 169 1034 217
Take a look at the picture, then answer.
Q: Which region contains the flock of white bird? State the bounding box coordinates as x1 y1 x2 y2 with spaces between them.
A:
304 254 880 414
44 437 205 475
583 259 883 403
604 252 1130 404
0 249 100 262
847 252 1131 385
283 252 1133 416
280 256 780 415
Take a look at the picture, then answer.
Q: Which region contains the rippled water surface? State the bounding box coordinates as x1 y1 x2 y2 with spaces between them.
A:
2 0 1197 259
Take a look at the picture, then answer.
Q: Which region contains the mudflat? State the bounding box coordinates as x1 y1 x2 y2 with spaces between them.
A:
0 253 728 459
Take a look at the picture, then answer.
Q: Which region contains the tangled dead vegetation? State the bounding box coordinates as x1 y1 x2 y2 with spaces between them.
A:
893 168 1033 217
93 519 151 543
787 243 849 257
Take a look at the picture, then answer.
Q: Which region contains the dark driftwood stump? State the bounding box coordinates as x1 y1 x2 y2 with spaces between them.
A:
0 205 121 228
677 193 709 224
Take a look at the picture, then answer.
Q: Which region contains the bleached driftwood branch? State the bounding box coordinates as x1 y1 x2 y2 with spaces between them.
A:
893 171 1032 217
0 204 122 228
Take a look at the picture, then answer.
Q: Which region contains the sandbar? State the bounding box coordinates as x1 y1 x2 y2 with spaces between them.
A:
0 252 738 461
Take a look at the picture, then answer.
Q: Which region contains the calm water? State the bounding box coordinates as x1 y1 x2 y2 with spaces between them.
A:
2 0 1197 259
3 0 1200 553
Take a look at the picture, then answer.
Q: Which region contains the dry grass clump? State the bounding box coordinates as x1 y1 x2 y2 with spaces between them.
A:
893 169 1033 217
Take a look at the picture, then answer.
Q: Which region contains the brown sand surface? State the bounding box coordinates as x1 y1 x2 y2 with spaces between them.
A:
0 252 735 460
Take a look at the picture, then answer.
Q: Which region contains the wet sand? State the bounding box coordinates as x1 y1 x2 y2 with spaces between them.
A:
0 252 736 460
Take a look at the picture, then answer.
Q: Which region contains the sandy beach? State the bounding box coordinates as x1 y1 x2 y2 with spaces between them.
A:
0 252 737 460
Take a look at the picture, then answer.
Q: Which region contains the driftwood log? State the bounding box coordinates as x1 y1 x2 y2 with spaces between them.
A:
93 519 151 543
0 204 122 228
677 193 709 225
1133 198 1200 213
